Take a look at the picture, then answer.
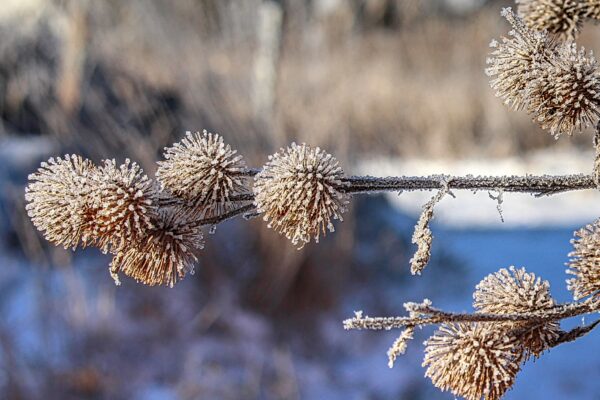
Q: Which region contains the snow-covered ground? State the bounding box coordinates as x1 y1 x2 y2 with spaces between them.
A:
2 145 599 399
435 227 600 399
355 150 600 399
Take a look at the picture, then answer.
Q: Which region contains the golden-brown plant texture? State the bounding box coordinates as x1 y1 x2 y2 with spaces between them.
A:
474 266 561 357
581 0 600 19
109 207 204 287
567 219 600 299
23 4 600 399
516 1 600 38
157 130 248 217
517 0 583 38
25 154 99 250
94 158 157 253
253 142 349 247
528 43 600 136
487 7 600 137
423 323 523 400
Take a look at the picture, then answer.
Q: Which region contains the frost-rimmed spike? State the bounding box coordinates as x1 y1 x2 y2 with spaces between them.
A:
517 0 584 39
486 7 558 111
25 154 99 249
474 266 561 357
93 159 158 253
253 143 350 248
577 0 600 20
157 130 249 217
423 322 524 400
567 219 600 300
109 207 204 287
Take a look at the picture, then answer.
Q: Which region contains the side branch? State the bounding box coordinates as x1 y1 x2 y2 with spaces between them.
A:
189 204 257 228
551 319 600 347
344 298 599 331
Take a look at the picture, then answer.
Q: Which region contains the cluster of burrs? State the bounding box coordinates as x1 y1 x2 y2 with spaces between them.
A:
26 130 350 287
28 128 594 291
486 7 600 137
516 0 600 39
341 4 600 399
23 3 600 398
346 222 600 400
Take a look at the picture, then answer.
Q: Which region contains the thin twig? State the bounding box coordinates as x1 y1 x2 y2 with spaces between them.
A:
156 193 255 207
343 298 599 331
232 168 261 177
550 319 600 346
227 167 596 196
187 204 257 228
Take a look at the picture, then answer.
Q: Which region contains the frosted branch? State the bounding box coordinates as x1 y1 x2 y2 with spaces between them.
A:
550 319 600 346
387 326 415 368
160 173 595 209
234 172 596 195
343 298 599 331
189 204 256 228
341 173 593 196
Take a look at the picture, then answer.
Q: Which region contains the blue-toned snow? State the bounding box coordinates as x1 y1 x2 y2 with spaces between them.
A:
437 227 600 399
2 141 599 399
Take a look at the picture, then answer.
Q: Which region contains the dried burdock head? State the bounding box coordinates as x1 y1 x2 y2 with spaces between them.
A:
157 130 248 217
109 207 204 287
474 266 561 357
579 0 600 20
486 8 557 111
527 43 600 137
25 154 99 249
567 220 600 300
94 159 157 252
253 143 349 247
423 322 523 400
517 0 583 39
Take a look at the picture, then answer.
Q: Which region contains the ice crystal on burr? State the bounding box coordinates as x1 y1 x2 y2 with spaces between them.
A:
253 143 349 247
157 130 248 217
25 154 99 249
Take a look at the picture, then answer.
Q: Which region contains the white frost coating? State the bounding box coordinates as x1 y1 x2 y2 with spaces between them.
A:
358 149 600 227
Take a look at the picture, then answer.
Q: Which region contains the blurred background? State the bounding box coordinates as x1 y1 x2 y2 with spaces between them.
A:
1 0 600 399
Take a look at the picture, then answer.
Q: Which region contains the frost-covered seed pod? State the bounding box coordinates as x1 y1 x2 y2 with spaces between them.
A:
527 43 600 137
517 0 584 39
486 8 557 111
423 322 523 400
25 154 99 249
109 207 204 287
566 220 600 300
253 143 349 247
94 159 157 252
487 8 600 137
474 266 561 357
157 130 248 217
